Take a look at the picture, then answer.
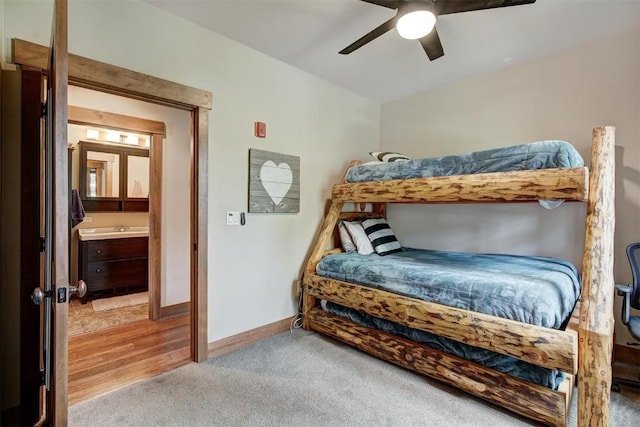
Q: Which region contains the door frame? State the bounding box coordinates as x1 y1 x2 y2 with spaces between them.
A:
68 105 167 320
12 39 210 364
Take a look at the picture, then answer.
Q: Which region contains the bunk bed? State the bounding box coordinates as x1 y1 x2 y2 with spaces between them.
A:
300 127 615 426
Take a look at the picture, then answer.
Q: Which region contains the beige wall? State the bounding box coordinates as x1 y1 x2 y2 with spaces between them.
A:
380 28 640 345
1 0 380 341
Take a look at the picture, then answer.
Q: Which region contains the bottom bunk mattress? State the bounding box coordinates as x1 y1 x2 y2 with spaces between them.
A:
315 248 581 329
321 300 566 389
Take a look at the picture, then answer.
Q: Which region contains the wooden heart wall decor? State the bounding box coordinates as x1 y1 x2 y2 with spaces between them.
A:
249 149 300 213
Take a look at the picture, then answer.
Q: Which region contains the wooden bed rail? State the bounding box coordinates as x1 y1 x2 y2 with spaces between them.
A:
577 126 615 425
308 307 572 426
304 274 578 373
332 167 589 204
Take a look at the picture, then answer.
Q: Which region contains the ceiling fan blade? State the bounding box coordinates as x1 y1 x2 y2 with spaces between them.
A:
420 28 444 61
360 0 404 10
339 17 398 55
435 0 536 16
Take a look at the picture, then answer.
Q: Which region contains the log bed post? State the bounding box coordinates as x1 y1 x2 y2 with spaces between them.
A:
578 126 615 426
301 161 363 328
302 200 344 328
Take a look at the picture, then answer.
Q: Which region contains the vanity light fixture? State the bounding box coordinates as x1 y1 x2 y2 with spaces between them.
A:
126 134 138 145
86 129 99 140
106 131 121 143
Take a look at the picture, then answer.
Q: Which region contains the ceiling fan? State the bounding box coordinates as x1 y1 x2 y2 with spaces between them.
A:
339 0 536 61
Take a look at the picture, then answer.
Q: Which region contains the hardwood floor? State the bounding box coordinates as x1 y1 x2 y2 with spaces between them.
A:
68 314 190 405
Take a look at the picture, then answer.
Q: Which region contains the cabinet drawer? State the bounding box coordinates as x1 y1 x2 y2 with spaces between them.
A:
85 258 149 291
85 237 148 262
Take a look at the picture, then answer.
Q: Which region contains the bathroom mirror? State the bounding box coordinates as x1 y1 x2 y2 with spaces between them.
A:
79 141 149 212
126 155 150 198
85 150 120 198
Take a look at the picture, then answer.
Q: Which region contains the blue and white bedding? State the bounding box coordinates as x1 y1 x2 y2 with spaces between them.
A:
346 141 583 183
316 248 580 329
316 248 581 389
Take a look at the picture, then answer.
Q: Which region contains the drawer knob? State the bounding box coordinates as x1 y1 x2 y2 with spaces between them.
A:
96 250 102 254
95 268 101 273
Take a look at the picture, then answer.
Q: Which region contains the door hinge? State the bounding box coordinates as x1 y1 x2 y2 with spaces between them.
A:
40 236 45 252
40 369 46 386
40 102 47 118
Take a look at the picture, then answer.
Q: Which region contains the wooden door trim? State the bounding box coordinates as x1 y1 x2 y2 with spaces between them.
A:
50 0 69 424
68 105 166 135
149 134 163 321
13 38 210 364
192 108 208 362
68 105 164 321
12 39 212 110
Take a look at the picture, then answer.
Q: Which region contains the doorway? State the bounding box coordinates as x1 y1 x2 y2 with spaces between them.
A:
65 88 194 403
10 37 210 421
12 38 210 361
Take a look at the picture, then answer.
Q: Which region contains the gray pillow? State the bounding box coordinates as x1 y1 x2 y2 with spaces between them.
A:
343 221 375 255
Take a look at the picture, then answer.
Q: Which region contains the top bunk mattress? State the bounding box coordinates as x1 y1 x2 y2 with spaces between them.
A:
346 140 584 183
316 248 581 329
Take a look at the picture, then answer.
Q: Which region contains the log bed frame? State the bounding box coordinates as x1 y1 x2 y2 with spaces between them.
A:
301 127 615 426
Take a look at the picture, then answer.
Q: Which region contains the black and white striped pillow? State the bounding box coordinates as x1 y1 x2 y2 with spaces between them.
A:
362 218 402 256
369 151 410 162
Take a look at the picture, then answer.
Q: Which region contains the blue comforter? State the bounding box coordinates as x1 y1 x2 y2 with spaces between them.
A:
316 248 580 329
346 141 583 183
316 248 581 389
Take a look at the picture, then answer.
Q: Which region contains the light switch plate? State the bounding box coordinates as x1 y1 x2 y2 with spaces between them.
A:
226 211 240 225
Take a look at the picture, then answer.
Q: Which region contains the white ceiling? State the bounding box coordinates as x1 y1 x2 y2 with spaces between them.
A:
146 0 640 102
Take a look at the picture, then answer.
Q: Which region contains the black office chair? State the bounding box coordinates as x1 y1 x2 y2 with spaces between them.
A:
611 242 640 392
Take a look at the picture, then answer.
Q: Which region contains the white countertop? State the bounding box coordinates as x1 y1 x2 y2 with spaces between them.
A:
78 226 149 241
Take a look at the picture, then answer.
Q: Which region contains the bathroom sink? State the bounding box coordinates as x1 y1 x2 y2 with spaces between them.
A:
78 226 149 241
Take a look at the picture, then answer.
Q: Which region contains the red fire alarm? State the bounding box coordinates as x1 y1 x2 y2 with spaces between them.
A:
254 121 266 138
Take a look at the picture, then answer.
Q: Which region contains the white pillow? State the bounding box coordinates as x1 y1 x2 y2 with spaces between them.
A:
338 221 356 252
342 221 375 255
369 151 410 162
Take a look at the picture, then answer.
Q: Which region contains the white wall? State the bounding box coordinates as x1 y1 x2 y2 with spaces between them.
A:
1 0 380 341
380 28 640 345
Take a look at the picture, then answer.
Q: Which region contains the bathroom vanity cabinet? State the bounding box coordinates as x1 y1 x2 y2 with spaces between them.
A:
78 236 149 303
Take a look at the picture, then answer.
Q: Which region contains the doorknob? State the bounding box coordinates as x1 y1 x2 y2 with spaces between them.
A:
69 280 87 298
31 287 52 305
32 281 87 304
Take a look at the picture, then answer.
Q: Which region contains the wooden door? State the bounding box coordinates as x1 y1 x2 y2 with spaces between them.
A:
41 0 70 424
0 2 68 423
49 0 70 424
0 62 45 427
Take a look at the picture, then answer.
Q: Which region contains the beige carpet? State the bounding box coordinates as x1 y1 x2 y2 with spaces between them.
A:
68 330 640 426
91 292 148 312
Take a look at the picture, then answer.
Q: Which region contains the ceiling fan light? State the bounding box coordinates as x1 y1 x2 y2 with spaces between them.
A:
396 10 436 40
